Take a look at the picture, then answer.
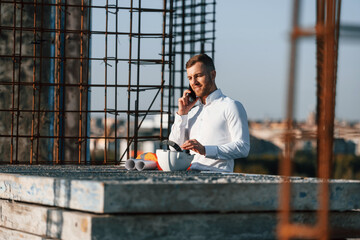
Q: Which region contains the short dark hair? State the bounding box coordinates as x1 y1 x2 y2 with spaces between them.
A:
186 54 215 71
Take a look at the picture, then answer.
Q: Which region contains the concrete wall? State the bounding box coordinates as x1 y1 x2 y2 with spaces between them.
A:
0 0 90 163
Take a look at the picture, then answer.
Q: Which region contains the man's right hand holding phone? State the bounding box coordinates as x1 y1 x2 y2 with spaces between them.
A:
177 89 198 115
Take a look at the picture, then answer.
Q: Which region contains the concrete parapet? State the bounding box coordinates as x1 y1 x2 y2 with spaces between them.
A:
0 165 359 239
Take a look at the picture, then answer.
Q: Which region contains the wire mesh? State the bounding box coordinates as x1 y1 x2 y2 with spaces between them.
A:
0 0 175 165
0 0 216 165
169 0 216 113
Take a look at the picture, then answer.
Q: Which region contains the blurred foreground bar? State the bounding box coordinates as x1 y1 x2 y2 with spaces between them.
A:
0 166 359 239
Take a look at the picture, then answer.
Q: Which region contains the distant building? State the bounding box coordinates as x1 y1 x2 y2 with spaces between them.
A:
90 115 169 161
249 112 360 156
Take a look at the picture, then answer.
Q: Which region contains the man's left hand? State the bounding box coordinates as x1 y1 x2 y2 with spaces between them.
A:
181 139 205 155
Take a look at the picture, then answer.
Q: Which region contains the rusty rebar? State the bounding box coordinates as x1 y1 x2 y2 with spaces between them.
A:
278 0 342 239
55 0 61 164
30 0 37 164
278 1 300 238
10 1 17 164
127 0 134 161
160 0 167 143
103 0 109 164
167 0 174 138
78 0 85 164
1 1 183 165
134 0 142 158
15 0 25 164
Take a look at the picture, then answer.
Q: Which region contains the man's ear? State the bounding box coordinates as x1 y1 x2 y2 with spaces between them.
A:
211 70 216 81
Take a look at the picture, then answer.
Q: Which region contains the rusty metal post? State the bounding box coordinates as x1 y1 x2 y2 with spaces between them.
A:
278 0 300 239
278 0 342 239
316 1 341 239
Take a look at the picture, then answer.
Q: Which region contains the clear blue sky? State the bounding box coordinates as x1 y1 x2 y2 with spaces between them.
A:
215 0 360 121
91 1 360 122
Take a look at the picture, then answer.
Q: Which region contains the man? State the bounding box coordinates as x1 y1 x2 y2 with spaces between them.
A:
169 54 250 172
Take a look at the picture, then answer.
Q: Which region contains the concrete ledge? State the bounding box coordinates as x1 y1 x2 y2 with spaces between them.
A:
0 166 359 213
1 200 360 240
0 173 105 213
0 166 359 239
0 199 92 240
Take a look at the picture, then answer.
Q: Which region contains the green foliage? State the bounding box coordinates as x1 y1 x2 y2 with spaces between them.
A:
333 154 360 179
234 155 278 175
292 150 316 177
90 149 118 164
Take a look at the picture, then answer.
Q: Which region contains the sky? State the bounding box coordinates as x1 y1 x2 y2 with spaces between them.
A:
215 0 360 121
91 1 360 122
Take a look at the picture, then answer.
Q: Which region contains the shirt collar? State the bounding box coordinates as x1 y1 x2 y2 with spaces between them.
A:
200 89 223 106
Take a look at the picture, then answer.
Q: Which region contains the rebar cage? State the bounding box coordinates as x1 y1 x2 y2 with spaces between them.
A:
0 0 216 165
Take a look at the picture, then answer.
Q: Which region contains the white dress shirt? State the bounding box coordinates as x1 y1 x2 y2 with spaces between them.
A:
169 89 250 172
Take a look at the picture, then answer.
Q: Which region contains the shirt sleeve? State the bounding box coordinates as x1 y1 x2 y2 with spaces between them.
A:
169 113 188 148
205 101 250 160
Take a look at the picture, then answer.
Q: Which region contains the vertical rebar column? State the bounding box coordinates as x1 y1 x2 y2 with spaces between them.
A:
278 1 300 238
200 0 205 53
190 0 195 55
180 0 185 95
63 0 90 164
278 0 342 239
60 0 68 163
104 0 109 164
126 0 134 160
36 0 45 164
85 0 92 164
10 1 17 164
16 0 24 163
167 0 174 137
1 0 92 164
30 0 38 164
169 0 216 116
134 0 142 158
78 0 85 164
316 1 341 239
114 0 119 164
170 0 178 114
211 0 215 59
160 0 167 142
54 0 61 164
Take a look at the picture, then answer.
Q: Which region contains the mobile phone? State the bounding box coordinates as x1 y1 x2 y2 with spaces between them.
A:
187 85 196 102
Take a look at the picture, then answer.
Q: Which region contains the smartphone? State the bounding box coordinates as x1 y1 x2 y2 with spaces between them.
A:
187 85 196 102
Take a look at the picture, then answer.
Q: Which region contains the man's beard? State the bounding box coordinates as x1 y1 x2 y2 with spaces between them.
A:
195 74 214 98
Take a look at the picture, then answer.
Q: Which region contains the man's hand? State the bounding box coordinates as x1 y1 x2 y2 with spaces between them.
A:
181 139 205 155
177 90 198 115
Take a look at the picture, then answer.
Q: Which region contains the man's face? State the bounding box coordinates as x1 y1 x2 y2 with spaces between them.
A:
186 62 216 99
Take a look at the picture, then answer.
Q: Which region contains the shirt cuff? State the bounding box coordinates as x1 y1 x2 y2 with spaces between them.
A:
175 112 188 127
204 145 218 159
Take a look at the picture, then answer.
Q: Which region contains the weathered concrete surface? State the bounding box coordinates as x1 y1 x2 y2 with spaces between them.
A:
0 226 52 240
1 199 360 240
0 166 360 239
0 1 54 163
0 165 359 213
0 199 91 240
